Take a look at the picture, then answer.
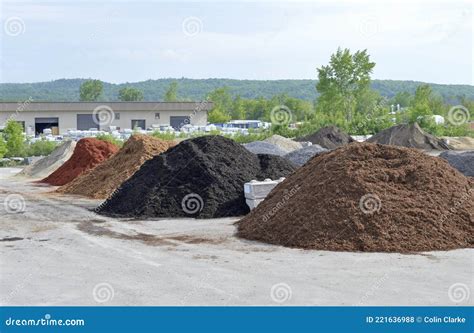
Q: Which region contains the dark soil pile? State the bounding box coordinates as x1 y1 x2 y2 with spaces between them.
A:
296 126 355 149
57 134 175 198
237 142 474 253
42 138 119 186
97 135 296 218
367 123 452 150
440 151 474 177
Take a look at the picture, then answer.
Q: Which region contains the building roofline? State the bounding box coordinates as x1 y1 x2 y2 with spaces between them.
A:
0 101 213 112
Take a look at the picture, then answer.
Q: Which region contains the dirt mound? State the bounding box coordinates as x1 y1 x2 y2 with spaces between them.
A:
97 135 296 218
296 126 355 149
237 142 473 253
57 135 175 198
243 141 287 156
440 151 474 177
18 140 76 179
367 123 451 150
284 145 328 166
41 138 119 186
263 135 302 152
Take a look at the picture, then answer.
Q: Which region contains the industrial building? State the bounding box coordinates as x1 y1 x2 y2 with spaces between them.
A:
0 102 211 135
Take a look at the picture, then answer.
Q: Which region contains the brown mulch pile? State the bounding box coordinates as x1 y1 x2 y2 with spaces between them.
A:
58 134 175 199
42 138 119 186
237 142 474 253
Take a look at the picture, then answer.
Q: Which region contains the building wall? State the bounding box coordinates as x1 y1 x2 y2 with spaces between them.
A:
0 109 207 134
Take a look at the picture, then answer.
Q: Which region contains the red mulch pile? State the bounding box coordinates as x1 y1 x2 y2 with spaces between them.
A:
41 138 119 186
237 142 474 253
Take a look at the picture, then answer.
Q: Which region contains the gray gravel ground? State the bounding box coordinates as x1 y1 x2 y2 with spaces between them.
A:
0 167 472 306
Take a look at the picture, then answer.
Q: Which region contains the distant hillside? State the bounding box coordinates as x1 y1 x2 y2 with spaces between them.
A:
0 78 472 103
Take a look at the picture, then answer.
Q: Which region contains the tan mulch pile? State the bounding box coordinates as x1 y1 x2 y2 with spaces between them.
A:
58 134 175 199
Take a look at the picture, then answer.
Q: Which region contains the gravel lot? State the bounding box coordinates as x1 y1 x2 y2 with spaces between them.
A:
0 167 472 306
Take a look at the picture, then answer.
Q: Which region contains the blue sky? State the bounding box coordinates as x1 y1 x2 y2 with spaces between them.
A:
0 0 472 84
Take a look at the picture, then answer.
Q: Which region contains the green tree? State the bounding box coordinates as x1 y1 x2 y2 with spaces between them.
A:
79 80 103 101
208 87 233 123
316 48 376 121
407 84 435 124
118 87 144 101
164 82 179 102
208 108 231 123
231 96 246 120
390 91 412 108
0 134 7 158
4 120 25 157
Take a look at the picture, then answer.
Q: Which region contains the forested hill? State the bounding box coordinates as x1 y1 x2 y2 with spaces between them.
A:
0 78 472 103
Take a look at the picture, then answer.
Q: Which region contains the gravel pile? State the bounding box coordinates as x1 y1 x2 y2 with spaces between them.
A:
296 126 355 149
97 135 296 218
439 151 474 177
243 141 287 156
238 142 473 252
284 145 328 166
18 140 76 179
263 135 303 152
367 123 451 150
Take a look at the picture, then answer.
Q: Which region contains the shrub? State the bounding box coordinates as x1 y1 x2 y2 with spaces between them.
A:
0 134 7 158
151 131 184 141
3 120 26 157
26 138 58 156
95 134 123 147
